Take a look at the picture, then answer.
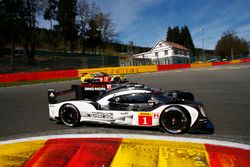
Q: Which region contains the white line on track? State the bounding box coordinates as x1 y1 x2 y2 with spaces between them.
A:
0 134 249 150
226 67 242 70
208 68 220 71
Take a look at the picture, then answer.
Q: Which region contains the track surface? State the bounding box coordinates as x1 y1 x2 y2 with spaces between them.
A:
0 63 250 144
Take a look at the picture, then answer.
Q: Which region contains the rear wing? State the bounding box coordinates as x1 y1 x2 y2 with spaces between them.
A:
48 85 85 104
48 83 117 104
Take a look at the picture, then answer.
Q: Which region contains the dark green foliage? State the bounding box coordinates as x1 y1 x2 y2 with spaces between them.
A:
44 0 58 21
0 0 26 44
57 0 77 51
86 18 102 52
215 31 249 59
166 25 195 55
167 26 181 44
181 25 195 55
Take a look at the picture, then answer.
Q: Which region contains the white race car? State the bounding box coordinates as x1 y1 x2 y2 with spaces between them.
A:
48 83 213 134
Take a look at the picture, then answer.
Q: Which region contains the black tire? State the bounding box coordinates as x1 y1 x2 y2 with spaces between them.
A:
59 104 80 127
84 78 92 83
160 106 190 134
113 77 121 83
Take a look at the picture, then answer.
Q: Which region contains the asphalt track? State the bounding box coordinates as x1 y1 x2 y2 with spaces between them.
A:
0 63 250 144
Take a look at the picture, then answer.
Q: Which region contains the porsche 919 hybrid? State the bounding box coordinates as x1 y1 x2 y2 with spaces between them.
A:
48 83 213 134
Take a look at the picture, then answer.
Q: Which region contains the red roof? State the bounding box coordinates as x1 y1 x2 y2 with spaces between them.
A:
165 41 190 50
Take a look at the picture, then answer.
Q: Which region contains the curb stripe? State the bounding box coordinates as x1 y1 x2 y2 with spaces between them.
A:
110 138 209 167
1 134 249 150
0 140 46 166
205 144 250 167
66 138 122 167
0 135 249 167
24 138 122 167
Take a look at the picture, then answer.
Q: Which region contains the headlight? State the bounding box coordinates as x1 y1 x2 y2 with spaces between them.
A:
198 104 206 117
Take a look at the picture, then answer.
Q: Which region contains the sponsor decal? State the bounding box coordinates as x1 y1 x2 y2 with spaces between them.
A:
49 92 55 98
107 84 112 90
121 112 129 115
82 84 108 91
99 77 104 82
92 112 114 119
84 87 106 91
104 76 110 82
153 113 160 119
138 112 152 126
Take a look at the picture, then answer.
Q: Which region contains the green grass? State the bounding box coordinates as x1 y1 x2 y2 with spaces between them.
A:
0 77 79 88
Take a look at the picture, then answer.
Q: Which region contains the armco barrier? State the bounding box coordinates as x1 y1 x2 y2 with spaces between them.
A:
230 60 241 64
77 65 158 77
191 63 212 68
212 61 230 66
1 58 249 83
0 69 78 83
240 58 250 63
157 64 190 71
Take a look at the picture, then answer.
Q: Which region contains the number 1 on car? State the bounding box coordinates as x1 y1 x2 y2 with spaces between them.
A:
138 112 152 126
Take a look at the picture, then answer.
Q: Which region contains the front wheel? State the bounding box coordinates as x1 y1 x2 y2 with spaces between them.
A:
160 106 190 134
60 104 80 127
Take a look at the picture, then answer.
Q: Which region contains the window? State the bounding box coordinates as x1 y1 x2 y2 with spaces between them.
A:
164 50 168 55
164 59 169 64
174 50 177 54
155 52 158 57
113 93 150 103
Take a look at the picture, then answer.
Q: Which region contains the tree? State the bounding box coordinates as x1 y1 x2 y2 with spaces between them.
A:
43 0 58 49
44 0 58 31
166 26 181 44
215 31 248 59
0 0 26 70
57 0 77 53
181 25 195 55
84 3 115 53
85 18 102 53
166 25 195 55
76 0 90 54
22 0 38 60
95 12 115 52
0 0 44 65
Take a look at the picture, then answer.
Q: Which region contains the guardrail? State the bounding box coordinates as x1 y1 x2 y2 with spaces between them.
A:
77 65 158 77
0 70 78 83
1 58 249 83
157 64 190 71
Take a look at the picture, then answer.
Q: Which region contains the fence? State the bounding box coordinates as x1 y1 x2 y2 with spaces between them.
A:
1 48 249 74
0 49 120 73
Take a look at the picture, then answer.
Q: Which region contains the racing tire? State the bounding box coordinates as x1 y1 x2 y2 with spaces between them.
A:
59 104 80 127
113 77 121 83
84 79 92 83
160 106 190 134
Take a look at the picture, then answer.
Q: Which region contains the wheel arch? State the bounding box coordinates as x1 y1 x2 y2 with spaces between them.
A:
111 75 121 82
59 103 81 127
159 105 192 134
160 105 191 124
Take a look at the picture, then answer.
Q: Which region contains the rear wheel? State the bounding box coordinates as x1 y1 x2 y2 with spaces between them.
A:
84 78 92 83
113 77 121 83
160 106 190 134
60 104 80 127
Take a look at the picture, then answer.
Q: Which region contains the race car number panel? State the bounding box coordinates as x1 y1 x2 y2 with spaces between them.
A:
138 112 152 126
